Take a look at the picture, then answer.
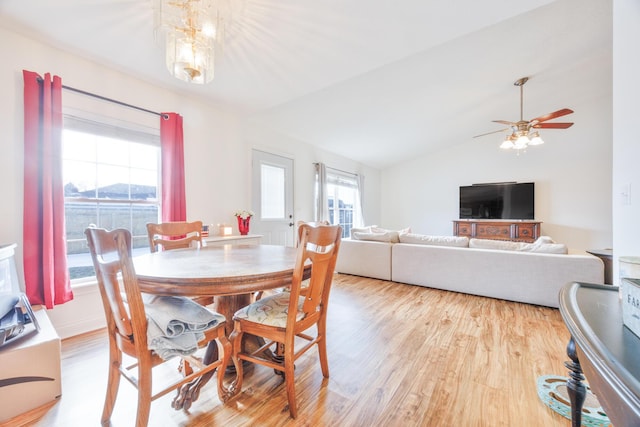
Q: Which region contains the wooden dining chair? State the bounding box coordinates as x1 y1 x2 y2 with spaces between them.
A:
295 220 330 247
85 227 232 427
146 220 213 307
146 220 203 253
229 222 342 418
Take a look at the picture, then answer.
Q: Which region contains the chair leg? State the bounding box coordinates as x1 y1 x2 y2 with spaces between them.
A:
284 343 297 418
317 320 330 378
135 358 153 427
216 332 233 402
229 326 244 397
101 348 122 425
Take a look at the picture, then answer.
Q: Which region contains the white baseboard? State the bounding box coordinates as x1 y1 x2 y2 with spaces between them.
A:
45 281 106 339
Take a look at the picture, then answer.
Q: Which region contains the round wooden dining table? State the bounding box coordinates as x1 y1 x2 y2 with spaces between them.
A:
133 244 309 408
134 243 309 332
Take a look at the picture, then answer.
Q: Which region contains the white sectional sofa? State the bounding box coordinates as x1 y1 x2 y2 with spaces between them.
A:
335 237 605 308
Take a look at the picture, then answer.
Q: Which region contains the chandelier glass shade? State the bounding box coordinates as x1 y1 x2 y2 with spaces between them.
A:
154 0 234 84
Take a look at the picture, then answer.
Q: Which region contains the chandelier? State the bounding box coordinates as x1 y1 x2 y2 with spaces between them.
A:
154 0 234 84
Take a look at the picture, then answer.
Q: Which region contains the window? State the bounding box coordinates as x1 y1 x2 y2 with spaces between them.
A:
326 170 361 238
62 116 161 281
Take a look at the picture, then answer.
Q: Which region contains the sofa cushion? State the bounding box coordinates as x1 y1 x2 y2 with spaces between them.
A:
352 230 400 243
372 226 411 235
469 236 568 254
469 239 525 251
399 233 469 247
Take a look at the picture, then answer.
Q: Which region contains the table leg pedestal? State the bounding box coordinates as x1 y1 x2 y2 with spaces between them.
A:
565 337 586 427
171 294 253 409
172 342 218 410
214 294 273 364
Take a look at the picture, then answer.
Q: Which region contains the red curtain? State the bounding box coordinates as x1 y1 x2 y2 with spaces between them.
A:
160 113 187 222
23 70 73 309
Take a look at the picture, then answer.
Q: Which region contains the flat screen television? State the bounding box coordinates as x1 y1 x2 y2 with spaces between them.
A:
459 182 534 220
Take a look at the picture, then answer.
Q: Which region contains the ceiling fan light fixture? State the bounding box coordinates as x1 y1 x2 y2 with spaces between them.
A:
514 134 530 149
528 131 544 146
500 138 514 150
475 76 574 154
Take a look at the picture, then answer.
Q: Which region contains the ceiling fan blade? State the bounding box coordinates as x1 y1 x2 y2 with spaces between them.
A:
492 120 516 126
473 128 510 138
531 108 574 123
532 122 574 129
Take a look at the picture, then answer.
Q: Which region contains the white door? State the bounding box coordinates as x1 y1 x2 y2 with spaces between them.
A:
251 150 295 246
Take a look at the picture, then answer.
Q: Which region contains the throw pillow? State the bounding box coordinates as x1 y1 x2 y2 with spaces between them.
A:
350 225 376 236
524 243 568 254
534 236 556 244
522 236 568 254
399 233 469 248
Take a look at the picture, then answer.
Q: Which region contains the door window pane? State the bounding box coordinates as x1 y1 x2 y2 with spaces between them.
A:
261 164 285 219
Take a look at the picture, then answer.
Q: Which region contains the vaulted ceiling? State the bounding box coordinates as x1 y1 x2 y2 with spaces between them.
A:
0 0 611 168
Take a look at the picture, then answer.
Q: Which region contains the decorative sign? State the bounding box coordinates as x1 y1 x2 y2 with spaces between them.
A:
622 277 640 339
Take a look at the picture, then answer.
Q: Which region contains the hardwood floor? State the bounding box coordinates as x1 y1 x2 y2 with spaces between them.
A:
8 274 572 426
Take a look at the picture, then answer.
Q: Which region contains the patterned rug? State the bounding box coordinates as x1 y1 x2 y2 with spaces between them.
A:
537 375 611 427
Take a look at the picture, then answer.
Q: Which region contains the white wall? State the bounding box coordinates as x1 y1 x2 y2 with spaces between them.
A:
612 0 640 285
244 123 382 227
380 56 613 253
0 25 378 337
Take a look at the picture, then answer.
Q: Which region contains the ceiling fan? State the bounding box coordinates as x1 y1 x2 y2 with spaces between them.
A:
474 77 574 150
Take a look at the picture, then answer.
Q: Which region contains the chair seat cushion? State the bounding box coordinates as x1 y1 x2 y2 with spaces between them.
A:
234 292 304 328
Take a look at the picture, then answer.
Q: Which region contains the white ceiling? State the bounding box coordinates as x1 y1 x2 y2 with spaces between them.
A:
0 0 612 169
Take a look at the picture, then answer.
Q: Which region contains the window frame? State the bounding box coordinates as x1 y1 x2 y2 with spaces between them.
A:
62 114 162 283
325 168 361 238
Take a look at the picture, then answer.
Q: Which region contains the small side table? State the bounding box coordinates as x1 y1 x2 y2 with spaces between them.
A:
559 282 640 427
203 234 262 246
586 248 613 285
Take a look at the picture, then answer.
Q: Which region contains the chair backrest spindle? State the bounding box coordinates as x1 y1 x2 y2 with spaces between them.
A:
146 221 203 253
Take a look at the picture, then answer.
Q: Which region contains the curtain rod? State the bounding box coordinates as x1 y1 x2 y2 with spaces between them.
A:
62 85 167 119
314 162 358 177
35 77 167 119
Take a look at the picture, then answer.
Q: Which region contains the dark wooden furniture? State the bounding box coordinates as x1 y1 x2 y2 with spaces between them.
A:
559 282 640 427
585 249 613 285
85 228 231 426
452 219 541 242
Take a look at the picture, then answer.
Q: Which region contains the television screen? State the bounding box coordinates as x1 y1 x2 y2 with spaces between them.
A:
459 182 534 220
